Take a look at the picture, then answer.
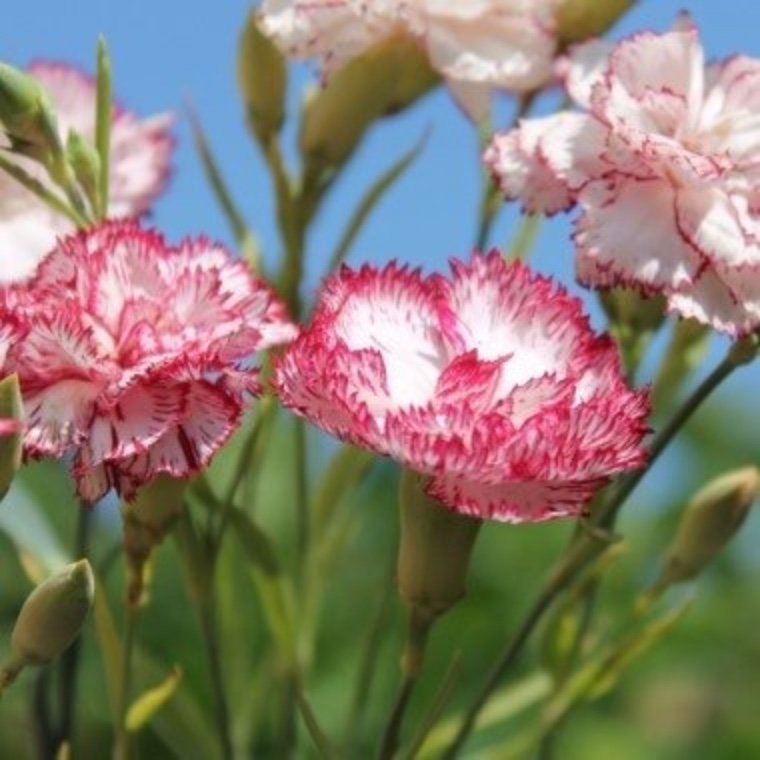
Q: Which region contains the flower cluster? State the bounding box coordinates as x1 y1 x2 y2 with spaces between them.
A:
486 18 760 336
1 221 297 502
275 252 649 522
259 0 559 118
0 62 173 284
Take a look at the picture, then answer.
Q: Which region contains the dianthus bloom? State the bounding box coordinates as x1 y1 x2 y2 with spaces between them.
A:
0 62 173 284
1 220 297 502
259 0 559 119
485 18 760 336
275 252 649 522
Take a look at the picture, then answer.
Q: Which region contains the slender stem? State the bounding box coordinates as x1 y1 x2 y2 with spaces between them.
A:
32 669 56 759
378 611 433 760
442 346 749 757
473 92 535 251
294 681 339 759
198 597 234 760
342 559 396 752
294 417 309 581
56 506 93 747
597 352 739 529
113 608 139 760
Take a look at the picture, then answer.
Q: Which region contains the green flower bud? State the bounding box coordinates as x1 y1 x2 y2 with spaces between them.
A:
2 560 94 688
0 374 23 501
238 12 287 146
0 62 61 157
659 467 759 587
557 0 635 46
599 288 666 372
65 129 100 210
397 470 481 626
122 474 186 607
300 36 437 175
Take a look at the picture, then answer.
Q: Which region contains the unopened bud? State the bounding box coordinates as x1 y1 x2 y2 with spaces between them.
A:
0 374 23 501
557 0 635 46
300 36 437 173
122 474 186 607
238 13 287 145
397 470 481 627
66 130 100 209
2 560 94 689
600 288 666 371
0 62 61 157
659 467 759 587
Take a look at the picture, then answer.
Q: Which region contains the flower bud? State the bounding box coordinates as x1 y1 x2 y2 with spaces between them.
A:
2 560 94 688
0 374 23 501
658 467 759 587
556 0 634 46
66 129 100 209
599 288 666 371
122 474 186 607
0 62 61 156
238 12 287 146
397 470 481 627
300 37 437 174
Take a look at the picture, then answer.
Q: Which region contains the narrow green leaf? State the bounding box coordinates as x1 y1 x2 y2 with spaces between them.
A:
310 444 374 537
0 150 85 226
418 672 552 758
126 666 183 733
187 103 261 268
0 374 23 501
325 132 428 273
95 36 111 219
91 577 122 720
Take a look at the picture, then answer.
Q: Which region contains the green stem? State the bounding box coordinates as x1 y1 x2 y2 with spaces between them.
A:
342 557 397 752
295 681 339 759
114 608 139 760
198 598 234 760
378 610 433 760
294 417 309 581
95 36 112 220
442 344 749 757
55 506 93 747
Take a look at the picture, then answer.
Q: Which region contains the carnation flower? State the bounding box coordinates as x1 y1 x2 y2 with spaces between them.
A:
275 252 649 522
259 0 559 119
1 220 297 502
0 62 173 284
485 17 760 336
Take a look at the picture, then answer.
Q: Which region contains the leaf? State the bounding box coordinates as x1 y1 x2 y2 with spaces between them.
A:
0 374 23 501
91 577 122 720
126 666 183 733
95 36 111 219
187 103 261 269
325 133 429 273
418 672 552 758
310 444 375 538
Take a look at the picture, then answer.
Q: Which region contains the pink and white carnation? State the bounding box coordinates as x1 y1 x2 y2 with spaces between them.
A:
1 220 297 502
0 62 174 284
259 0 560 119
486 17 760 336
275 252 649 522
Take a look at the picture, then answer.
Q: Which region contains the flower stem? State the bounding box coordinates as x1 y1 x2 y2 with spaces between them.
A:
378 609 433 760
113 607 139 760
55 506 93 747
198 597 234 760
442 342 751 757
